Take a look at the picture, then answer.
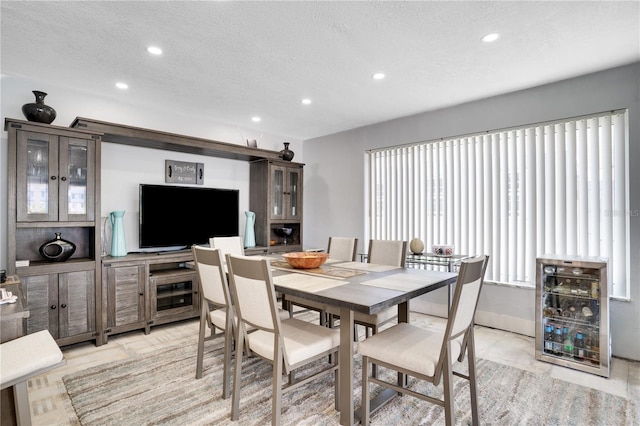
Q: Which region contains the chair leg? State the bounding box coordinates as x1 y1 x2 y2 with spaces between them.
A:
467 329 479 426
222 322 234 399
328 313 336 329
319 311 327 327
371 325 379 378
361 355 370 426
231 327 245 421
195 304 207 379
13 381 31 426
442 344 455 426
333 349 340 410
272 349 283 426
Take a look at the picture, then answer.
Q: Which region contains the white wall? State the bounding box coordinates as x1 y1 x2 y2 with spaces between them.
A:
0 76 303 262
2 65 638 360
302 63 640 360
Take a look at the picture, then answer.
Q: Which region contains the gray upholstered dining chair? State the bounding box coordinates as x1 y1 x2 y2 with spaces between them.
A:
226 253 340 425
192 245 289 397
286 236 359 323
191 246 236 398
358 254 489 426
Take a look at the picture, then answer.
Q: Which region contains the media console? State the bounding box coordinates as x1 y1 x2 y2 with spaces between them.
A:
101 251 198 345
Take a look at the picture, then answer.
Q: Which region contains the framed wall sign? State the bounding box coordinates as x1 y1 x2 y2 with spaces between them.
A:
165 160 204 184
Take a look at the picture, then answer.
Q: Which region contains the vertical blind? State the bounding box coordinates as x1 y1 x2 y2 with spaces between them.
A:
367 110 629 297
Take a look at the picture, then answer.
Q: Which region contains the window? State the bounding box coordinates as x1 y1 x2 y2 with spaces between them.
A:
367 110 629 298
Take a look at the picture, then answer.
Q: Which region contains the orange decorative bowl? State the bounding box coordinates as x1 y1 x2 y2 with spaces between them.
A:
282 252 329 269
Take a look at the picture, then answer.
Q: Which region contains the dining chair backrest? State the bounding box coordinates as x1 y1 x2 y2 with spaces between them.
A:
225 254 280 333
327 237 358 261
192 246 230 308
367 239 407 267
435 254 488 380
210 236 245 256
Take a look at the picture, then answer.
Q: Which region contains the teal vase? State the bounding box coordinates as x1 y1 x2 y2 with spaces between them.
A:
244 211 256 248
110 210 127 256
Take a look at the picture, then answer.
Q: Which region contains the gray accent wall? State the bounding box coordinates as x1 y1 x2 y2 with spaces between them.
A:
302 63 640 360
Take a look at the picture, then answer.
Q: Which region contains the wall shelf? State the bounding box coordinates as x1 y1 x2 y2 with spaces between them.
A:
71 117 285 162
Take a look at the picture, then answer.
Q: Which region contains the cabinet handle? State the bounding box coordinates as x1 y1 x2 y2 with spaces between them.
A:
50 304 57 309
60 176 67 181
51 176 57 181
61 303 67 308
139 292 144 296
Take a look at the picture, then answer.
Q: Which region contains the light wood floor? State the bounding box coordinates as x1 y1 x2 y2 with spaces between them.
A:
18 313 640 425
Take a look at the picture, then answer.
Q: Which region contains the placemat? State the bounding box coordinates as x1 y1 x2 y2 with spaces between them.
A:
360 272 436 291
273 273 348 293
330 261 401 273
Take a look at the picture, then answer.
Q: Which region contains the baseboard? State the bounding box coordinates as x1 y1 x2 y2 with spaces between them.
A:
412 300 535 337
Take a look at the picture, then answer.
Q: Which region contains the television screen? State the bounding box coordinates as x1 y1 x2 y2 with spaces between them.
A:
139 184 239 249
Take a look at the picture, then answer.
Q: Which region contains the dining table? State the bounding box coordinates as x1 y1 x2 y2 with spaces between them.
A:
269 257 458 425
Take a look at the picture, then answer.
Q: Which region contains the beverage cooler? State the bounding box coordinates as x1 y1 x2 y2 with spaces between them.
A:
535 255 610 377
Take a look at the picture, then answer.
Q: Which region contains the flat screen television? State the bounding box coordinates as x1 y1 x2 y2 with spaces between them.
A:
139 184 239 249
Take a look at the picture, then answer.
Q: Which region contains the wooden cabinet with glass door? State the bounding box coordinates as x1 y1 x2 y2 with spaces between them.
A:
250 159 304 253
5 118 102 346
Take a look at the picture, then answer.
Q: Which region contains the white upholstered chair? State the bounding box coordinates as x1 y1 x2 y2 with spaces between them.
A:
367 239 407 268
286 237 358 323
327 236 358 262
1 330 65 425
210 236 245 256
353 239 407 337
358 255 489 426
226 254 340 425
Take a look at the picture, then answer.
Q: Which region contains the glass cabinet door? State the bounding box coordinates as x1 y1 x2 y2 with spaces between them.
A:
288 169 301 219
15 131 95 222
59 136 95 221
271 167 285 219
270 165 302 220
16 131 59 222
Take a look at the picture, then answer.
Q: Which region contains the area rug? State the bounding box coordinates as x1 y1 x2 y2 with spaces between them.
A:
63 337 640 426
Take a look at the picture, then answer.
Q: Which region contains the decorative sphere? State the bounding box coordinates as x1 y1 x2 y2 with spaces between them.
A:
409 238 424 254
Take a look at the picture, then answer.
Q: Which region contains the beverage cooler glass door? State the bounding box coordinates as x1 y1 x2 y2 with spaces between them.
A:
535 255 610 377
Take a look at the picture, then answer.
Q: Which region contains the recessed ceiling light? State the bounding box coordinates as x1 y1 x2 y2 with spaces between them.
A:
147 46 163 55
301 98 312 105
115 82 128 90
372 73 385 80
252 116 261 122
481 33 500 43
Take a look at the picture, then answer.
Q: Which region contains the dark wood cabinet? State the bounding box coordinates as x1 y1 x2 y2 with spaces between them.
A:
21 270 97 346
250 159 304 253
102 261 147 343
5 118 102 346
101 252 199 342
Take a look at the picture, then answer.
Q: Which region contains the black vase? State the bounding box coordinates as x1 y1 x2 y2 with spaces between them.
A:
22 90 57 124
280 142 294 161
39 233 76 262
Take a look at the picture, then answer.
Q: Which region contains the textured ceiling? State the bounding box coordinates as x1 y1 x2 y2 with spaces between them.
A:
1 1 639 140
